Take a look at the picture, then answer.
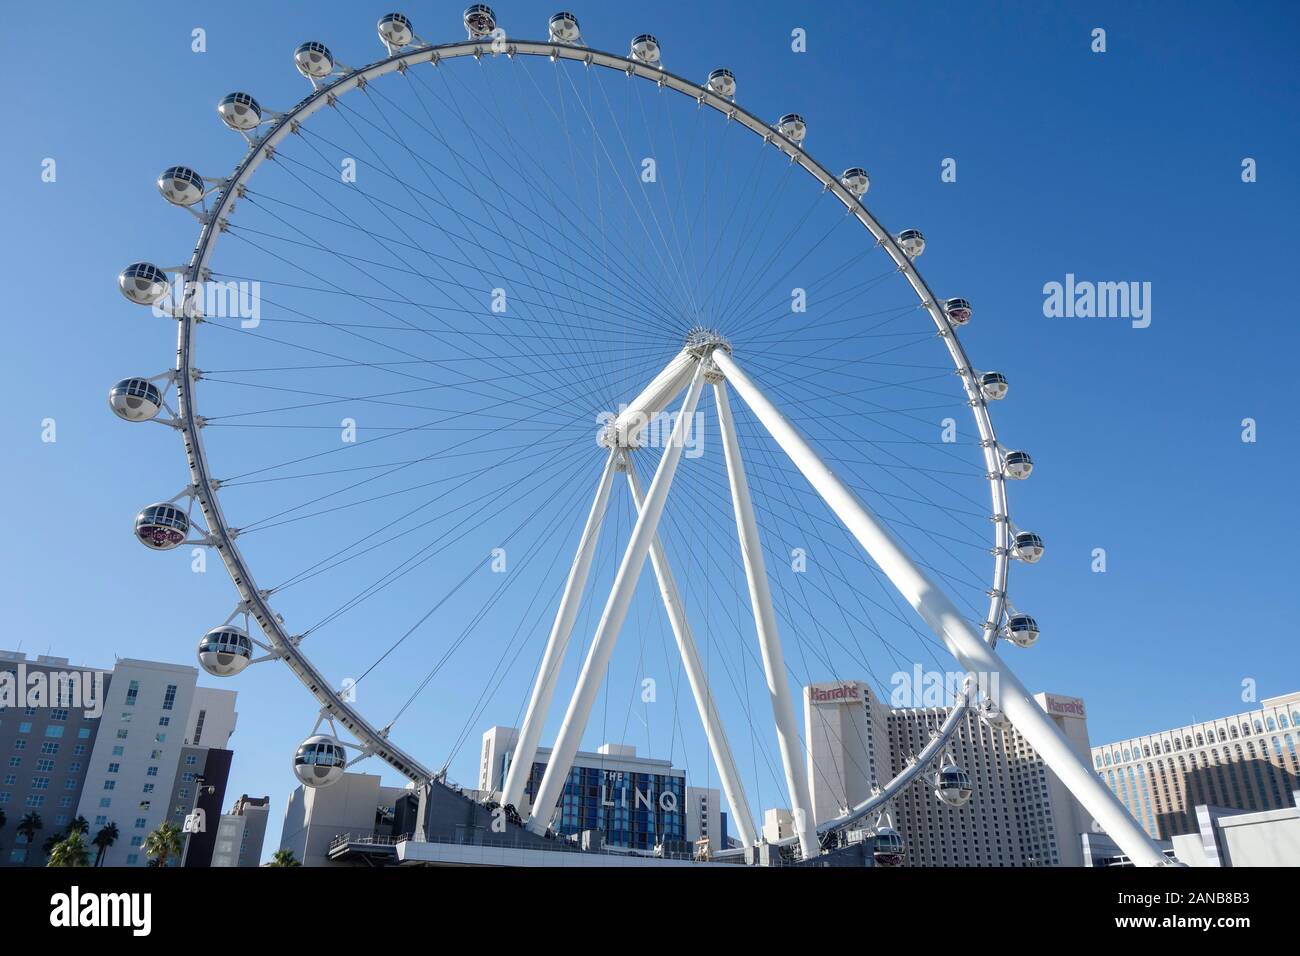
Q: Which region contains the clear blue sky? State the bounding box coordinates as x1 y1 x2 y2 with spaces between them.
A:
1 1 1297 859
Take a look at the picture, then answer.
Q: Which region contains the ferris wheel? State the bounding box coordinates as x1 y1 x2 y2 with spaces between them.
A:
111 7 1169 866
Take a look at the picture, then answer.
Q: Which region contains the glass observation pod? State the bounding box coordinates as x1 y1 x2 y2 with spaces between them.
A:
944 298 972 325
548 12 581 44
118 262 171 305
630 34 661 65
840 167 870 198
108 378 163 422
934 765 974 806
135 503 189 550
217 91 262 131
1011 531 1045 563
294 41 334 78
157 166 205 207
464 4 497 37
198 626 254 677
896 229 925 258
1005 614 1040 648
293 736 347 788
775 113 807 144
1003 450 1034 480
873 827 905 866
378 13 415 47
707 68 736 98
979 371 1009 401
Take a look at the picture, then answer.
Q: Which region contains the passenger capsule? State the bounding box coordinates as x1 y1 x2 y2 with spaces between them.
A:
108 378 163 422
293 735 347 788
197 626 254 677
840 167 870 198
548 11 581 43
896 229 925 258
978 695 1011 730
707 68 736 98
118 262 171 306
979 371 1009 401
217 92 262 131
1005 614 1040 648
872 827 905 866
156 166 205 207
464 4 497 37
630 34 661 66
378 13 414 47
944 297 972 326
294 41 335 78
1012 531 1045 564
134 502 189 551
1003 450 1034 480
934 764 973 807
775 113 807 144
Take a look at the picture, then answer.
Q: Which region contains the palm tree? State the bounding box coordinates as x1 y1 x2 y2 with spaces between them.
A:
47 831 90 868
268 849 301 867
91 822 119 867
142 822 183 868
16 812 42 864
67 815 90 836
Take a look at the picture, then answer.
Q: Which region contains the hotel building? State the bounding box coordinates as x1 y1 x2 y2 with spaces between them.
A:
1091 691 1300 840
804 680 1093 866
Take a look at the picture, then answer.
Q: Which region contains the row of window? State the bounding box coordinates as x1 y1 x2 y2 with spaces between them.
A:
1097 710 1300 766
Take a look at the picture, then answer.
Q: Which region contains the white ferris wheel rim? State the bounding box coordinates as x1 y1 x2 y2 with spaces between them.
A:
160 31 1018 852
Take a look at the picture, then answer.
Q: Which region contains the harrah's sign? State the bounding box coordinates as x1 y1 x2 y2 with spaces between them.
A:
809 683 861 704
1044 694 1086 718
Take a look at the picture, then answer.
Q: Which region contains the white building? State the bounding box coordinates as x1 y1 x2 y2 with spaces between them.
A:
685 786 723 851
212 794 271 867
804 680 888 825
74 659 237 867
280 772 414 867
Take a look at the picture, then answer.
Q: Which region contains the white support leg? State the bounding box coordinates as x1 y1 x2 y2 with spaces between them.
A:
609 347 696 448
525 362 707 837
505 447 619 816
624 454 759 850
714 378 819 861
713 349 1171 867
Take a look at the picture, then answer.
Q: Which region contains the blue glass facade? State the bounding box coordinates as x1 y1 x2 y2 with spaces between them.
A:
524 762 686 851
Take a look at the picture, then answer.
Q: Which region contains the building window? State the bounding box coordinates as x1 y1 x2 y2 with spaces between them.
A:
125 681 139 706
162 685 178 712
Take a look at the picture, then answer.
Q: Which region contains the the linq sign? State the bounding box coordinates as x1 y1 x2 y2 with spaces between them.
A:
600 772 679 813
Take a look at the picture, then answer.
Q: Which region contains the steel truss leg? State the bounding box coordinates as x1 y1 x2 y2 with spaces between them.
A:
525 362 707 837
624 453 759 849
712 349 1170 867
714 378 819 860
506 447 620 816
